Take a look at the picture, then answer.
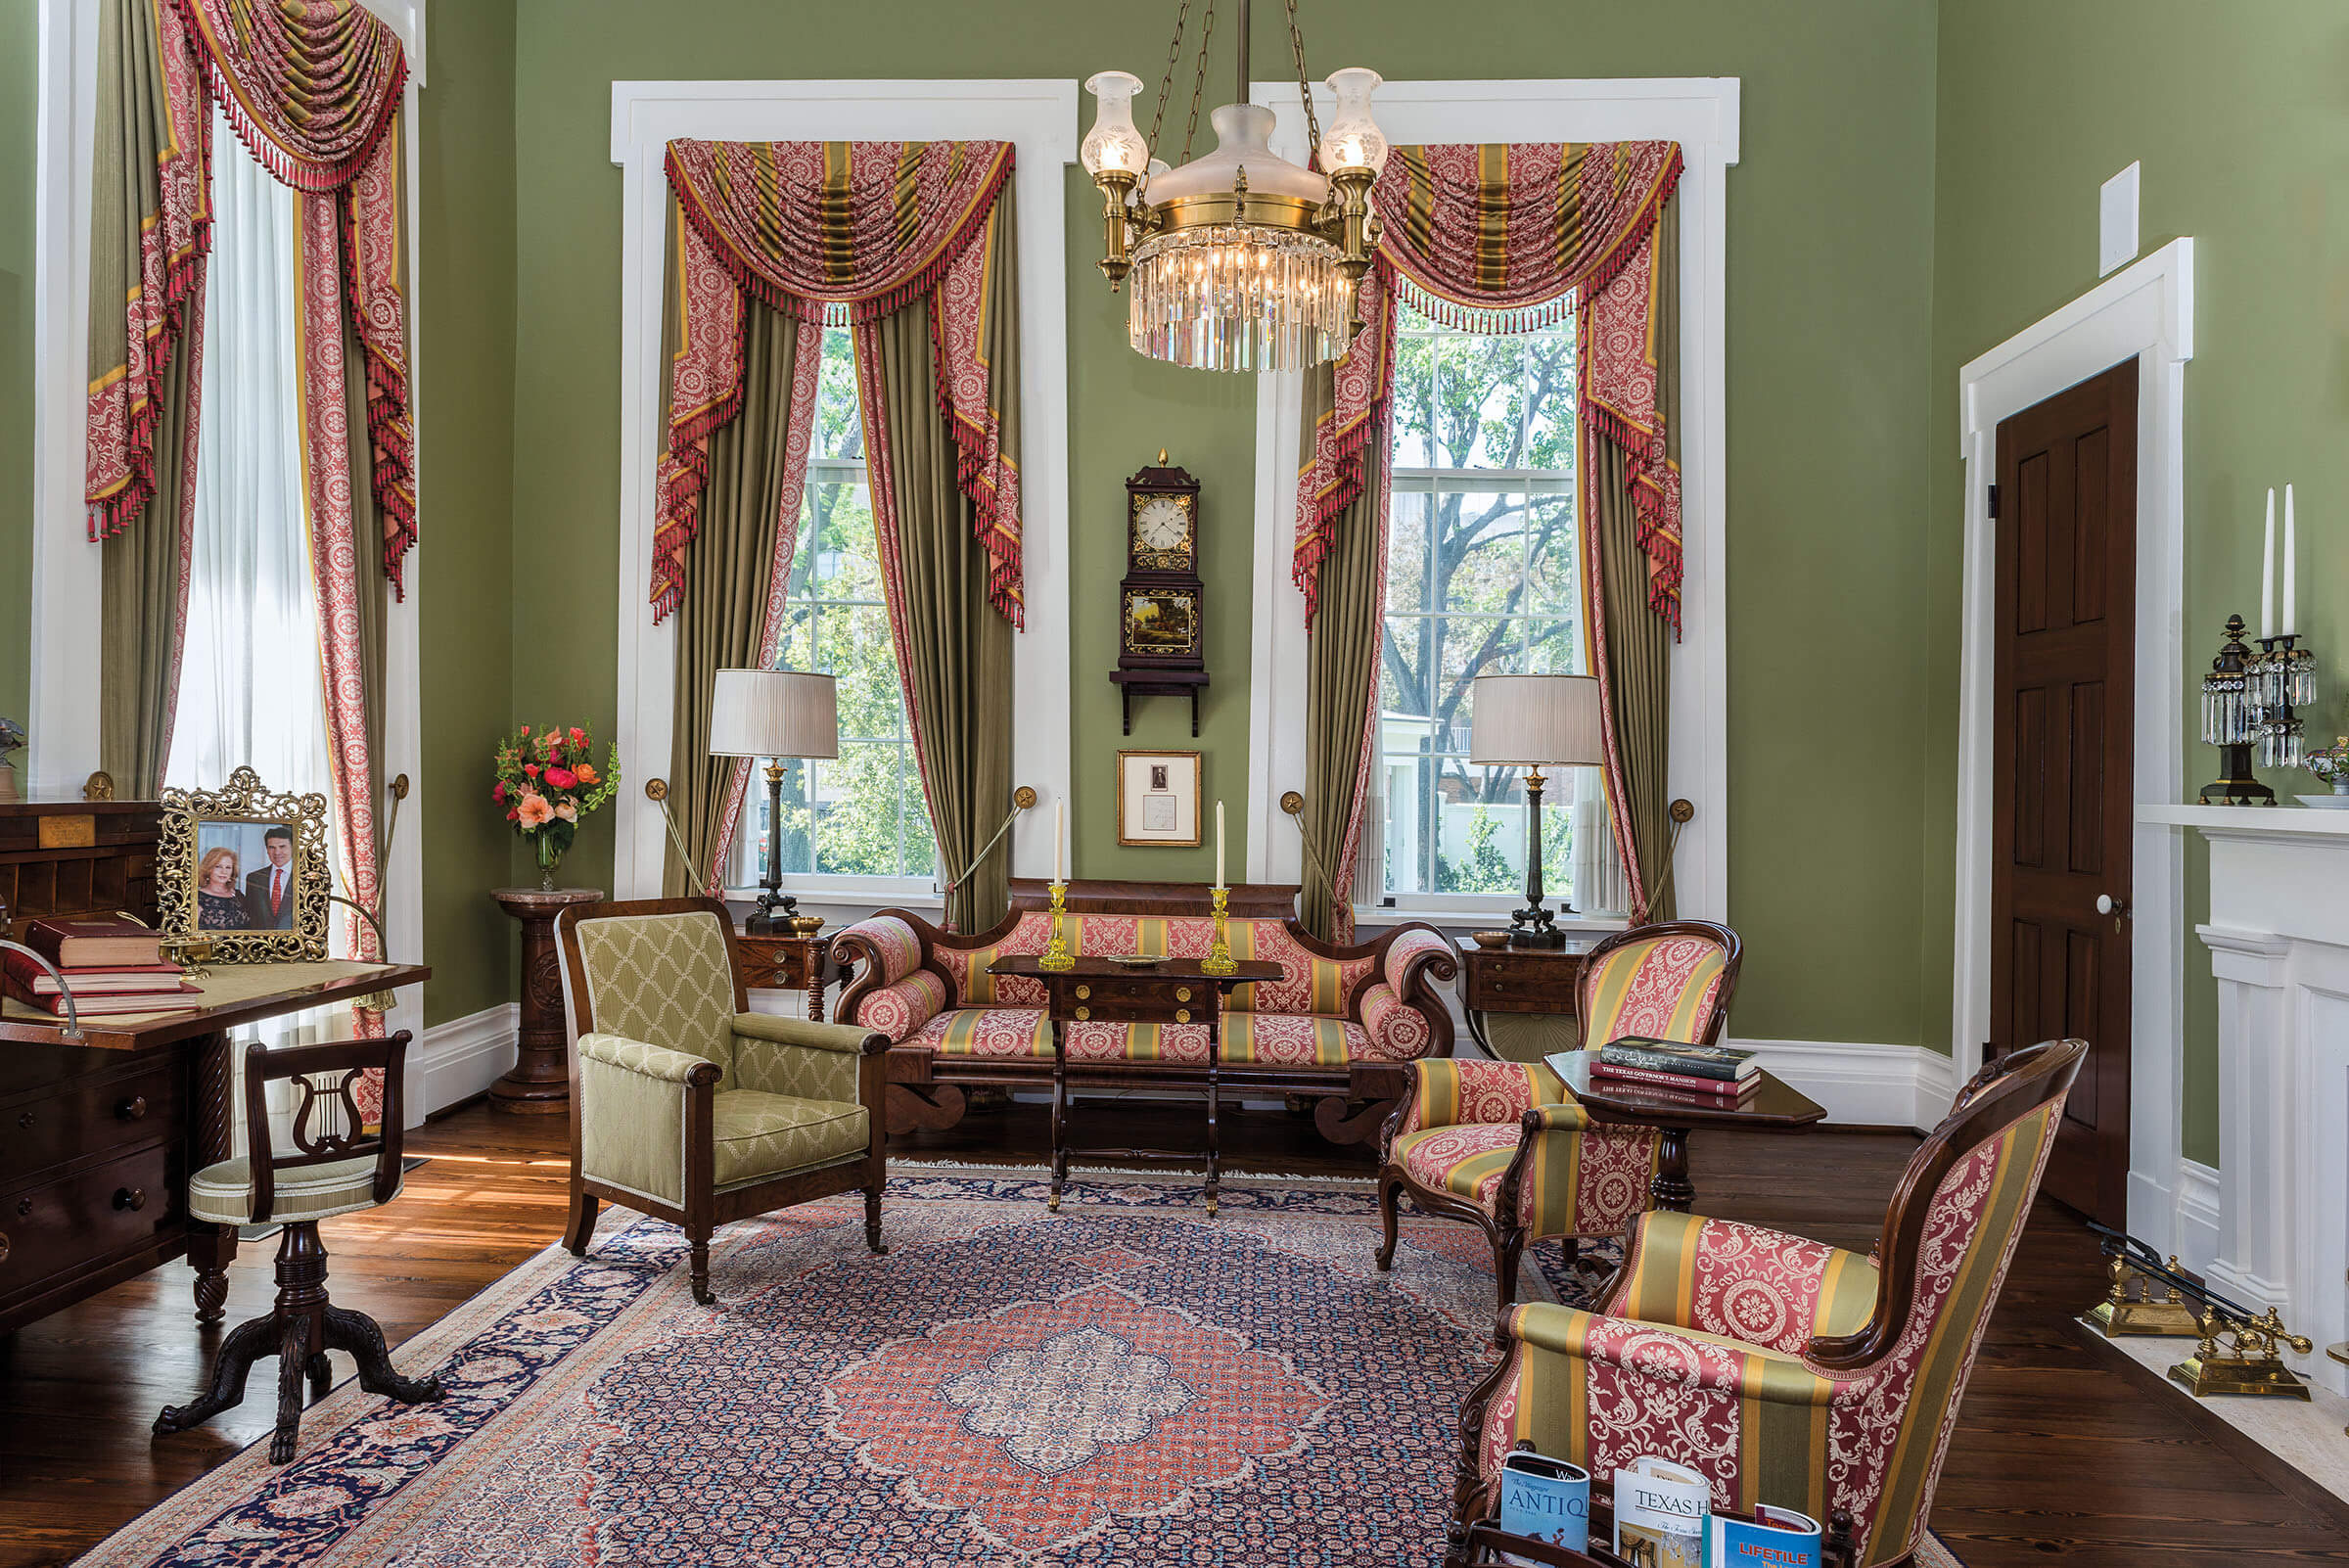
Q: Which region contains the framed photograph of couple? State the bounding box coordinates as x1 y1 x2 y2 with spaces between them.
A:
1115 750 1202 847
159 766 333 961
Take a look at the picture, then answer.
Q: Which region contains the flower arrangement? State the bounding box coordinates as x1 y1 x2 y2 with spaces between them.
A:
2307 737 2349 797
492 721 621 888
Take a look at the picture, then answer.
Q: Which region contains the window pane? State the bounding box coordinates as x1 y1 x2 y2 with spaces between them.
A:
1377 719 1439 897
1524 330 1575 471
811 744 909 879
1438 490 1528 616
800 481 884 602
1435 764 1525 895
1525 493 1578 624
1385 485 1432 613
1392 326 1437 469
817 604 905 739
1435 617 1517 747
1381 616 1433 719
900 759 938 879
811 325 862 460
1433 333 1521 469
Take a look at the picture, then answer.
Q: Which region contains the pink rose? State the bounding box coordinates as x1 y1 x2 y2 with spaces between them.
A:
523 762 540 778
517 794 554 828
543 766 577 791
491 781 507 804
570 727 585 745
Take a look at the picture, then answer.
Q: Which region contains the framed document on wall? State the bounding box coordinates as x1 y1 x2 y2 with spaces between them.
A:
1115 750 1202 847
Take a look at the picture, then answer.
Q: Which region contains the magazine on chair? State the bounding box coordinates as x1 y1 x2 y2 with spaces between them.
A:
1612 1455 1708 1568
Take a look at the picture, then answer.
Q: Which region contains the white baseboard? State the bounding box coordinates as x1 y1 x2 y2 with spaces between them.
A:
2174 1158 2222 1275
406 1002 519 1125
1730 1038 1957 1132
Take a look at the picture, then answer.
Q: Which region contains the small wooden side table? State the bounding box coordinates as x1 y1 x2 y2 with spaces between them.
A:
732 928 848 1022
1547 1048 1825 1212
1455 935 1605 1058
489 886 603 1116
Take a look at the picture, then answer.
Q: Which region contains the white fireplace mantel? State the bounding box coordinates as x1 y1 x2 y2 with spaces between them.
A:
2141 803 2349 1395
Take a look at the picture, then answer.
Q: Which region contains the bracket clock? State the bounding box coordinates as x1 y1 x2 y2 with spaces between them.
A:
1109 455 1211 735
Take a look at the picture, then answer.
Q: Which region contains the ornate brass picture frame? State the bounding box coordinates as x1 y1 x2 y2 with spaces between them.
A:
159 767 333 962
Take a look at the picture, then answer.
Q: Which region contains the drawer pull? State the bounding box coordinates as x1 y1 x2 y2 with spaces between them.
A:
115 1186 148 1213
1075 985 1091 1000
1175 987 1193 1002
13 1198 27 1218
1175 1009 1191 1024
116 1094 149 1122
1074 1006 1090 1021
0 1231 9 1264
15 1112 29 1130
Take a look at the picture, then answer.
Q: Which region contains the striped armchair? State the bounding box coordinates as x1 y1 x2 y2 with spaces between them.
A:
1455 1038 2085 1566
1377 920 1740 1311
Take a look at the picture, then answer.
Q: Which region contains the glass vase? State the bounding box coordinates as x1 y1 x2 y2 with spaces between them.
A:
533 831 564 893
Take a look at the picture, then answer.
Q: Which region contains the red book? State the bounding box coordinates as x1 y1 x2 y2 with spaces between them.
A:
0 949 186 995
1590 1062 1758 1101
1 978 200 1016
23 915 164 968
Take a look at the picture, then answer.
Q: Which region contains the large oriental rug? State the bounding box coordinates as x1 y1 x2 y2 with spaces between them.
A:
86 1171 1608 1567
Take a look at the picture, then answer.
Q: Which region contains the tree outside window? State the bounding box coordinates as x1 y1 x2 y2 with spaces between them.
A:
1379 301 1583 899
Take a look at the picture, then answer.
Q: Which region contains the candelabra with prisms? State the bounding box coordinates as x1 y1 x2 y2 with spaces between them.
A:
1039 880 1076 970
1201 886 1236 976
2200 615 2276 806
2251 634 2318 769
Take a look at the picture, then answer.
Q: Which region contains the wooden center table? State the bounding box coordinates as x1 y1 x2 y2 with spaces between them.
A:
1548 1046 1826 1213
988 953 1282 1216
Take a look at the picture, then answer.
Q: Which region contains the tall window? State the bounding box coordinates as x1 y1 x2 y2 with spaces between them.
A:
1378 300 1602 905
732 327 938 891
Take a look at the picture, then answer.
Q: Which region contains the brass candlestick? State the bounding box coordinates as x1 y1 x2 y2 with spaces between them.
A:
1039 880 1076 970
2200 615 2277 806
1201 886 1236 975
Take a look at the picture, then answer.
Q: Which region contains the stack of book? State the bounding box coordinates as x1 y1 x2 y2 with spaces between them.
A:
1 916 198 1018
1591 1037 1761 1103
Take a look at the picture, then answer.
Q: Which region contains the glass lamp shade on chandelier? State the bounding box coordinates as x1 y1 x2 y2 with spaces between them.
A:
1082 0 1389 371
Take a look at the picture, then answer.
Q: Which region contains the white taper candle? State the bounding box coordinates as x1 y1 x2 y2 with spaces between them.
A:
1053 799 1064 883
1215 801 1225 891
2261 487 2277 640
2283 484 2297 637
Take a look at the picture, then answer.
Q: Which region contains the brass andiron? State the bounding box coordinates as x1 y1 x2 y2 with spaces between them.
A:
1039 880 1076 971
2170 1306 2315 1400
1201 885 1237 976
2089 1246 2201 1338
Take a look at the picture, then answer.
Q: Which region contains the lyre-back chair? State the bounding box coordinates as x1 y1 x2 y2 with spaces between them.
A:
155 1031 443 1463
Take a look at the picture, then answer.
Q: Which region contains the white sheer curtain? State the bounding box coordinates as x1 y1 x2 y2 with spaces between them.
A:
166 112 342 1164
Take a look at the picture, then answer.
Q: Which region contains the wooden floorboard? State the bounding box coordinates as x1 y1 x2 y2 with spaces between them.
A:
0 1098 2340 1567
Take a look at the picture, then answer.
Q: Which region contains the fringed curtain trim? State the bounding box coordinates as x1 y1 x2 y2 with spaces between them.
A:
88 0 415 593
655 140 1023 624
1294 140 1684 629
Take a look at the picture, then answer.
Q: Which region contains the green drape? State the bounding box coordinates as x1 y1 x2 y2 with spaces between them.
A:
1589 202 1680 923
1297 368 1386 943
663 279 808 899
94 0 203 797
858 224 1016 935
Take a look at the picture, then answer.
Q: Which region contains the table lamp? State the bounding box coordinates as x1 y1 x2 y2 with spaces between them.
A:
1468 672 1604 948
709 669 838 936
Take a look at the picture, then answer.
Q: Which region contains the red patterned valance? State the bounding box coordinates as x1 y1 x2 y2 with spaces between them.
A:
655 140 1023 623
1295 141 1684 631
86 0 415 592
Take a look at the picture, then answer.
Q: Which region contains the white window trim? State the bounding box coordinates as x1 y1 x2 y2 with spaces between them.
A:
607 79 1077 902
31 0 429 1075
1244 77 1738 929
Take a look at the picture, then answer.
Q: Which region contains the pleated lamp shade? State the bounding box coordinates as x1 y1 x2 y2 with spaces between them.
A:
1468 673 1604 766
707 669 839 760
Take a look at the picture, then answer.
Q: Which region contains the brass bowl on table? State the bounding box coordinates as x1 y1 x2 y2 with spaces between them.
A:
1470 930 1511 949
789 914 826 938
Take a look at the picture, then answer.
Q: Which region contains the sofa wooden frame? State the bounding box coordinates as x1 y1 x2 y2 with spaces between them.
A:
1377 920 1744 1310
553 896 892 1305
832 879 1458 1143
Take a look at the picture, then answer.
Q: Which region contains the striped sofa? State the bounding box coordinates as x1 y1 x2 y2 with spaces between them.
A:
831 879 1457 1141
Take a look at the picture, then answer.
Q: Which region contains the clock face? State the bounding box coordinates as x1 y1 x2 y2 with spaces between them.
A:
1129 491 1196 570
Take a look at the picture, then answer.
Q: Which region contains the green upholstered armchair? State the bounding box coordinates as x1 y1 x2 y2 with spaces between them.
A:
1453 1038 2087 1567
554 897 889 1305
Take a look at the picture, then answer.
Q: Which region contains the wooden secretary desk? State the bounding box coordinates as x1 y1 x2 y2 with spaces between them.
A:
0 800 428 1333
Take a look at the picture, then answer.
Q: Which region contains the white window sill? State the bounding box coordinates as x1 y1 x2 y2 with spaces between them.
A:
722 887 944 913
1356 903 1629 935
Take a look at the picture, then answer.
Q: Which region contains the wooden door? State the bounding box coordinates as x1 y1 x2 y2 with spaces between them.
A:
1989 359 2137 1226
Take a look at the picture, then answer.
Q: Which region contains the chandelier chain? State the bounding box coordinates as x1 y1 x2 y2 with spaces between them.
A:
1146 0 1194 166
1183 0 1218 162
1284 0 1322 169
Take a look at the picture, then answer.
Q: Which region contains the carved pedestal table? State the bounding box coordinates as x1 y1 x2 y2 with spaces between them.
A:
489 887 603 1116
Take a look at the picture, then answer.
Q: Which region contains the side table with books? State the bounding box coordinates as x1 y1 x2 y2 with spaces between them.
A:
1549 1041 1826 1212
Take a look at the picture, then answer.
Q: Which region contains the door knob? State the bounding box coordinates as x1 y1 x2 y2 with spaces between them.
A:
2096 894 2129 930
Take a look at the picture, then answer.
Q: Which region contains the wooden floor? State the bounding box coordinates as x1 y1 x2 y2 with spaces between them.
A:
2 1098 2343 1567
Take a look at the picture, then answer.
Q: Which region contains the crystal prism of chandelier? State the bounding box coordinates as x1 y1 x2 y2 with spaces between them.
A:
1082 61 1389 372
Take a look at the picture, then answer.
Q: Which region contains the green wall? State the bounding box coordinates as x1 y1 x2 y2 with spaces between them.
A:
508 0 1945 1046
414 0 521 1024
1929 0 2349 1165
0 0 33 732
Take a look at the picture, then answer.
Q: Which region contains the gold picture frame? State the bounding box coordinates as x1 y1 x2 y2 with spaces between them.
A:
1115 750 1202 847
159 766 333 962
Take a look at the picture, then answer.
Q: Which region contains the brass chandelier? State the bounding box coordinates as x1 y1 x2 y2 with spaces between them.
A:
1081 0 1389 372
